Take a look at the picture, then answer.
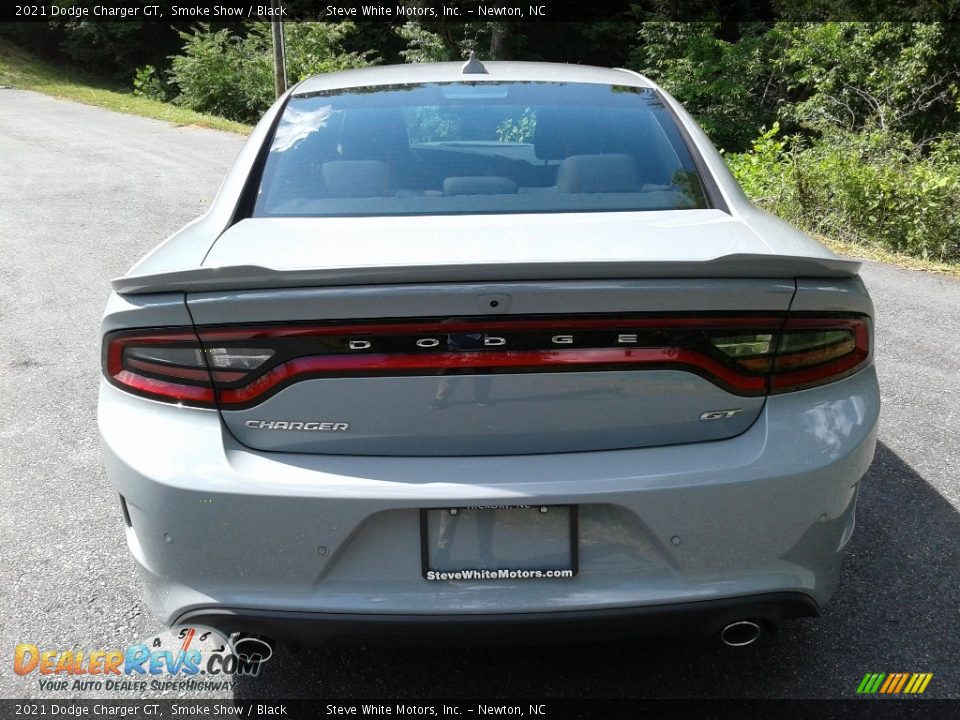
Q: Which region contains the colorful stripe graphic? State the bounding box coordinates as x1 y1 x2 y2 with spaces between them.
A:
857 672 933 694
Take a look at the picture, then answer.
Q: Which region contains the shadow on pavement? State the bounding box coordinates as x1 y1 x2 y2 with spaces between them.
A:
232 442 959 699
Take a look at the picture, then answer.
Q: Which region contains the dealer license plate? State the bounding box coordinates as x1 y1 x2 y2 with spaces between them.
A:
421 505 578 581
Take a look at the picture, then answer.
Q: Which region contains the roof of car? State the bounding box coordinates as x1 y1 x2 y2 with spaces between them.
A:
293 61 654 96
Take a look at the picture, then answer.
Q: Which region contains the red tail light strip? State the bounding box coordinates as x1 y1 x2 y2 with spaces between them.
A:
216 348 769 405
197 316 785 341
111 370 215 404
103 314 870 408
124 357 247 383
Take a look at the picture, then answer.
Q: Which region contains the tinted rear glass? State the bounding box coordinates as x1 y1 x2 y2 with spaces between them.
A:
254 82 709 217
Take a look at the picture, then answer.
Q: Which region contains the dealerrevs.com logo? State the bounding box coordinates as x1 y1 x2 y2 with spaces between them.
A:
13 626 272 692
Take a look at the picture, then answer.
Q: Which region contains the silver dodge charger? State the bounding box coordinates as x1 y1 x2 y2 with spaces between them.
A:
99 60 879 648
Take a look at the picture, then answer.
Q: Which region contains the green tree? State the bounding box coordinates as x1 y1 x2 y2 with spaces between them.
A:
169 22 373 123
628 22 784 151
776 22 960 143
396 21 452 63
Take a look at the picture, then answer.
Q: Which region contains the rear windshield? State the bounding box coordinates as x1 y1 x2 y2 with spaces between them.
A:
254 82 709 217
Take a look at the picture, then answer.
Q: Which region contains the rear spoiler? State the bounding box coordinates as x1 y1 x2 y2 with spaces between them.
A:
112 253 862 296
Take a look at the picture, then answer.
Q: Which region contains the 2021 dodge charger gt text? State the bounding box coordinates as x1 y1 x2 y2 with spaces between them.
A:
99 60 879 647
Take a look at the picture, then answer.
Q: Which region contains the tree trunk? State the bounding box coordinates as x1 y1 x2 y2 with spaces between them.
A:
435 20 461 60
489 23 510 60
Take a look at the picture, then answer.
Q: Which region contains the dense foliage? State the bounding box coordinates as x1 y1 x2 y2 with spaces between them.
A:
4 18 959 261
728 126 960 261
716 23 960 262
628 22 784 151
169 23 372 123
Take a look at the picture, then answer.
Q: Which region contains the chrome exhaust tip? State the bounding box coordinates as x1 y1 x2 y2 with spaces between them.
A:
720 620 762 647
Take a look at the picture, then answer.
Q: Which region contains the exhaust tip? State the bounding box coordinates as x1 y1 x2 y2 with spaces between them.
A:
720 620 762 647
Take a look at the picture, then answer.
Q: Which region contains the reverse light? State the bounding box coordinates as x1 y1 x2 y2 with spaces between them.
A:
207 347 275 370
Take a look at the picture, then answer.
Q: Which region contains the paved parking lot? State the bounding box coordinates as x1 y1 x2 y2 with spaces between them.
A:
1 90 958 700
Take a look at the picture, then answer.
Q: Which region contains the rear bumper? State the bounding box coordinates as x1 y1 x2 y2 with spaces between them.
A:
99 365 879 629
176 593 818 647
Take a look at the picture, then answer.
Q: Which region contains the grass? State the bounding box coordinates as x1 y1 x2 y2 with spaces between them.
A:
0 39 251 135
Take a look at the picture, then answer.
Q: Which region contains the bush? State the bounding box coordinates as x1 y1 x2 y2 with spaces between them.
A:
168 24 271 123
169 23 372 124
132 65 169 102
726 125 960 262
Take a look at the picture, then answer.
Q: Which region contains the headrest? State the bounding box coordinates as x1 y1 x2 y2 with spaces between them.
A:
556 154 640 194
443 176 519 196
322 161 389 198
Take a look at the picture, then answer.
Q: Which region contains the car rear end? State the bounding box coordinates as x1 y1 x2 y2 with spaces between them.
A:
98 63 879 645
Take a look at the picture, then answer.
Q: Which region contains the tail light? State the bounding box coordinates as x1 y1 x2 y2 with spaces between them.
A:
102 313 870 408
769 317 870 393
102 329 273 408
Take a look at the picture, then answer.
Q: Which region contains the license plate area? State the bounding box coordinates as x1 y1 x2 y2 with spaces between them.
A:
421 505 578 581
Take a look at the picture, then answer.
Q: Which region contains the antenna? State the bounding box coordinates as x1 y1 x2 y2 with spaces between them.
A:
461 51 489 75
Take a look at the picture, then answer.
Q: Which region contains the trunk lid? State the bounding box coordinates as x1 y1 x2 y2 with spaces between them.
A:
114 211 858 295
163 212 829 456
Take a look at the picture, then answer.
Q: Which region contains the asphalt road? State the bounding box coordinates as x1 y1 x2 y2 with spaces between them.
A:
1 89 958 701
